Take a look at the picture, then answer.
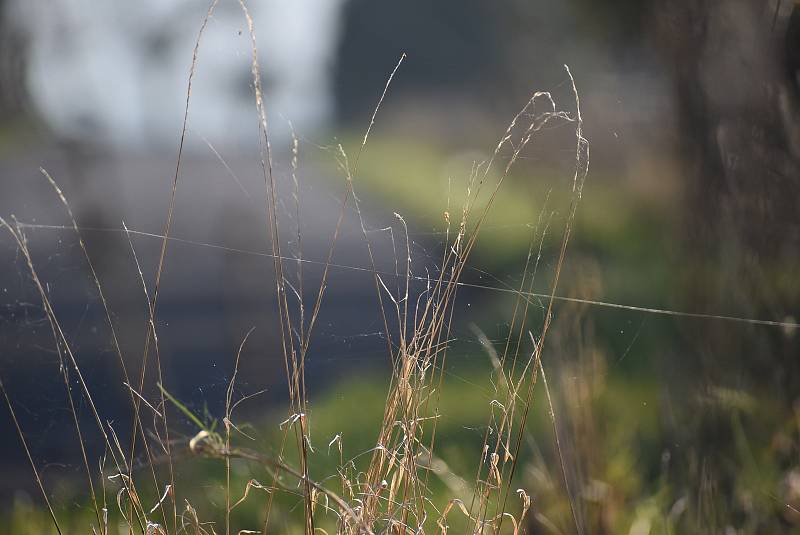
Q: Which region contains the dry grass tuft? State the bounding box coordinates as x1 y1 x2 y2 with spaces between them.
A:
0 2 588 534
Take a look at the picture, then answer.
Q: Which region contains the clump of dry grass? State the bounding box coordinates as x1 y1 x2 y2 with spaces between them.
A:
0 1 588 534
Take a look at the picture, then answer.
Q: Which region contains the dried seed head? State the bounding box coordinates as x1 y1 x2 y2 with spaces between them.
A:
189 430 210 454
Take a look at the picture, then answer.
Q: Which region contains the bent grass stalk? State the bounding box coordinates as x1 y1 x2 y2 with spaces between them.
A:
0 4 590 534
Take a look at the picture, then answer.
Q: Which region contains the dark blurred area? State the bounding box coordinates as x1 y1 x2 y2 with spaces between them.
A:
1 0 800 532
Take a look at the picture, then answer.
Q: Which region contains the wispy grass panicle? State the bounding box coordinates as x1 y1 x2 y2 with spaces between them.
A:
0 5 590 534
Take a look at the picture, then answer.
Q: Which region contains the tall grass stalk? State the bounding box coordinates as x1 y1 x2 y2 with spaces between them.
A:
0 2 588 533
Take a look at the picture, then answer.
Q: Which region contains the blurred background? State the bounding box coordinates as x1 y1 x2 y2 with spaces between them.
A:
1 0 799 532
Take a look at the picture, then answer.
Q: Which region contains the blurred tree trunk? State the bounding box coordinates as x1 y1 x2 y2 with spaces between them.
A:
653 0 800 391
651 1 800 525
0 0 28 120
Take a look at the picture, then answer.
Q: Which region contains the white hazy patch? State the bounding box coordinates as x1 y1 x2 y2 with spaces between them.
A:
9 0 346 148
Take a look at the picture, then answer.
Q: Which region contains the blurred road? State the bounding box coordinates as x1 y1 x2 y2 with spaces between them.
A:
0 142 426 497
